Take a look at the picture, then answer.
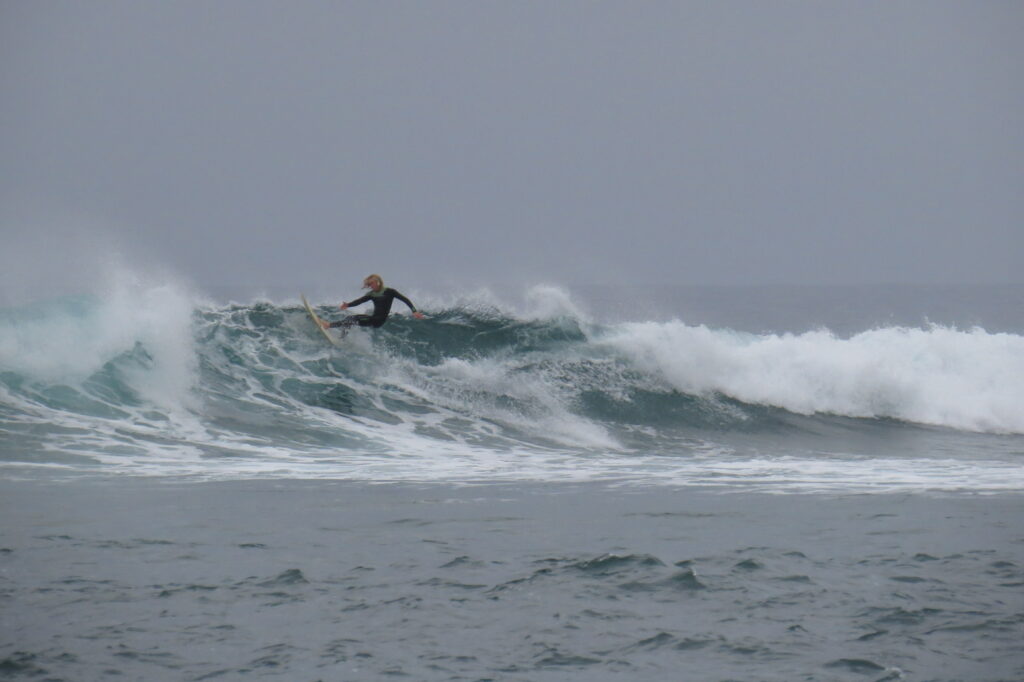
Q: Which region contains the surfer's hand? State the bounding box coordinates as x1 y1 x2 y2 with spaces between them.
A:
413 312 425 320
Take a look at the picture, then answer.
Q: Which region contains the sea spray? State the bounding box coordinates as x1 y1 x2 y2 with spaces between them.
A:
0 272 199 408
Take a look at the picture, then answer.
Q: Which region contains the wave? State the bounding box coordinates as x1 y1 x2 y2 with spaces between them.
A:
603 320 1024 435
2 281 1023 485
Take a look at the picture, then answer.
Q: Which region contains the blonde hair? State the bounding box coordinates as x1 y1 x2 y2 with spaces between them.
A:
363 274 383 288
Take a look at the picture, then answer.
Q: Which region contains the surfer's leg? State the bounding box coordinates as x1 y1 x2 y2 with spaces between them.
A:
336 315 371 337
329 316 360 329
344 315 371 327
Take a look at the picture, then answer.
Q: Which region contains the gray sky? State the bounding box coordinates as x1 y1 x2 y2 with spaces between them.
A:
2 1 1022 295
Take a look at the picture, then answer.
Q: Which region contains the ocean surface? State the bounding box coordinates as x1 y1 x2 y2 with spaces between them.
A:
2 281 1023 680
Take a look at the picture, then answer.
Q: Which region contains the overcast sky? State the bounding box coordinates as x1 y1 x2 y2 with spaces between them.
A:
2 1 1022 296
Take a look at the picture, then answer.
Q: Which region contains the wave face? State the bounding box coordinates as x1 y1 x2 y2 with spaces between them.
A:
2 284 1023 491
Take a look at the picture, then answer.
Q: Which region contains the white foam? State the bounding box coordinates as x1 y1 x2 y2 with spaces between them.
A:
521 284 592 322
11 433 1021 495
0 264 202 437
408 283 591 324
602 321 1024 434
378 353 618 451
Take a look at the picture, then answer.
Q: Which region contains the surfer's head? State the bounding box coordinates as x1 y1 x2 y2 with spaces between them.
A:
363 274 384 292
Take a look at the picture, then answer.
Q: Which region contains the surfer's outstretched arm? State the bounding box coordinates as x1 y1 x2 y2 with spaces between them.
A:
392 289 426 319
341 294 371 311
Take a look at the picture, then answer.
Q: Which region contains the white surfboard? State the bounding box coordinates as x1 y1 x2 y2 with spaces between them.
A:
301 294 340 346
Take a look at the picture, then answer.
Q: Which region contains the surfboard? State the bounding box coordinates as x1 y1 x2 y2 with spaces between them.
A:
301 294 340 346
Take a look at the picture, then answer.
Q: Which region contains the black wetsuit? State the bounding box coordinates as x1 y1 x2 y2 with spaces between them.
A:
329 288 417 329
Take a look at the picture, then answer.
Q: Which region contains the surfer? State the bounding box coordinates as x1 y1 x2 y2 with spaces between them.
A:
319 274 425 331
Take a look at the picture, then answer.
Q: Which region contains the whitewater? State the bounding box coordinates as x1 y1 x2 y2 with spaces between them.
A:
2 278 1022 492
4 277 1024 682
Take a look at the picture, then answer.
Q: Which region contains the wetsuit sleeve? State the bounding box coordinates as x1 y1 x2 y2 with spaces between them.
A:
346 294 371 308
391 289 417 313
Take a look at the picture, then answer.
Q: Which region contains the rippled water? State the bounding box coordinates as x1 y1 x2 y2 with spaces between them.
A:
3 480 1023 681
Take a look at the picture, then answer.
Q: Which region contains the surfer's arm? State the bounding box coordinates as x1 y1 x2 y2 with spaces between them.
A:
392 290 425 319
342 294 371 310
